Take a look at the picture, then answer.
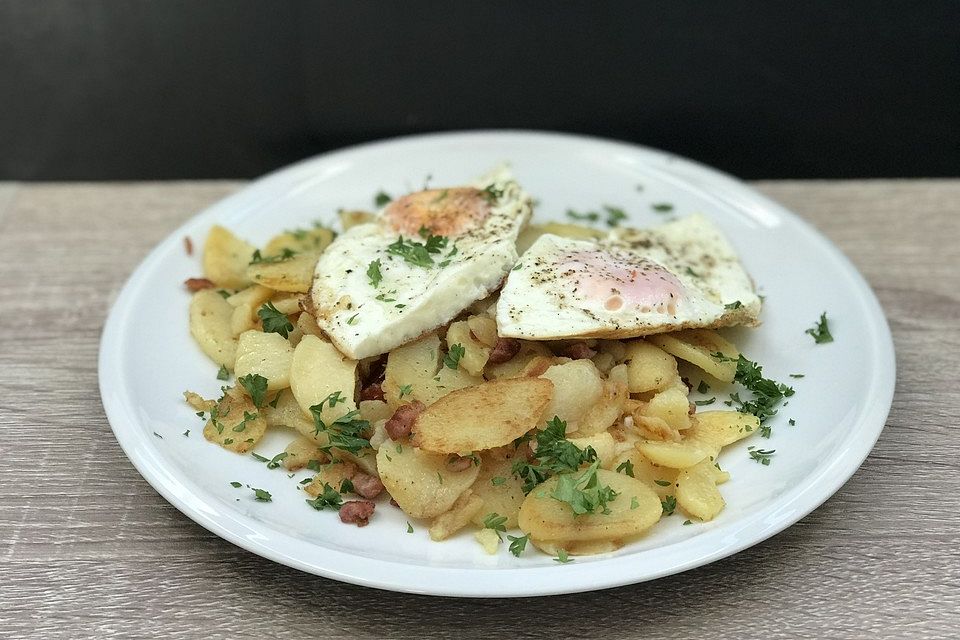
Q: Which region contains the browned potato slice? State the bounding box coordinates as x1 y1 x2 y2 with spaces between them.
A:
689 410 760 448
623 339 679 393
647 330 740 383
485 340 552 379
576 380 628 436
445 320 491 377
412 378 553 454
289 335 358 420
518 469 661 548
246 251 321 293
264 226 335 255
383 333 441 407
636 438 716 469
202 387 266 453
611 450 679 498
183 390 216 413
203 225 256 289
283 436 328 470
262 389 315 434
234 330 294 390
643 385 692 430
376 440 481 518
189 289 239 368
429 491 484 541
469 454 526 528
417 366 484 406
675 459 726 521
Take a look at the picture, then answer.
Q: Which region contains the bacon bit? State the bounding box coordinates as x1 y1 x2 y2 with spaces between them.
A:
389 498 400 507
184 236 194 256
561 342 597 360
385 401 425 440
339 500 375 527
350 472 384 499
184 277 215 292
487 337 521 364
360 383 385 402
680 377 693 392
446 455 474 472
688 402 697 416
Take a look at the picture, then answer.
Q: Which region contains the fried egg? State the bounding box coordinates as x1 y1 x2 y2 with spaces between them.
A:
311 167 532 359
496 214 761 340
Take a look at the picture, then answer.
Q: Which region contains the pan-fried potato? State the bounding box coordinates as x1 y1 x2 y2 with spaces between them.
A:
203 225 256 289
469 454 526 528
518 469 661 549
636 438 716 469
466 315 498 348
296 311 323 338
305 461 356 496
675 459 726 521
189 289 239 368
247 251 321 293
623 340 679 393
226 284 273 309
413 378 553 454
611 450 679 498
568 431 616 469
338 210 375 230
262 389 314 434
230 303 257 336
445 320 491 376
475 528 500 554
183 390 215 413
383 333 441 407
647 330 740 383
282 436 328 470
359 399 393 424
429 491 484 541
269 293 303 315
516 222 603 254
202 387 266 453
485 340 553 379
577 380 628 436
417 366 484 407
539 360 603 429
689 410 759 448
289 335 358 419
643 385 692 430
234 330 294 389
376 440 481 518
264 226 334 256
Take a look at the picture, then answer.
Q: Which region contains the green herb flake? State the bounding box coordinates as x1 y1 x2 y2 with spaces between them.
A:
724 300 743 310
554 549 573 564
806 312 834 344
266 452 288 469
258 301 294 338
374 190 392 207
230 481 242 488
482 512 508 540
346 313 359 326
630 496 639 510
603 205 628 227
549 459 619 516
398 384 413 398
238 373 269 408
249 248 296 265
661 495 677 516
366 259 383 287
387 233 448 268
566 209 600 223
153 432 163 439
789 373 805 378
789 418 796 426
697 380 710 393
654 479 672 487
406 521 414 534
748 446 775 465
695 397 716 406
491 476 506 486
216 364 230 381
711 353 794 424
507 534 529 557
512 416 599 494
615 460 635 477
182 429 190 437
251 487 272 502
305 483 343 510
309 403 371 455
683 519 692 525
651 202 674 212
444 344 465 370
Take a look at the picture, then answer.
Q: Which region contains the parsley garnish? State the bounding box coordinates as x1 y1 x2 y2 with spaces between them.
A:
789 373 805 378
553 549 573 563
249 248 296 265
266 452 288 469
512 417 598 494
216 364 230 380
387 233 448 268
806 312 834 344
661 495 677 516
406 521 414 533
230 481 242 488
603 205 627 227
695 397 716 406
305 483 343 510
258 301 293 338
684 266 700 278
725 300 743 310
340 478 355 494
183 429 190 437
651 202 674 212
711 353 794 424
153 432 163 439
367 259 383 287
615 460 635 477
789 418 796 426
491 476 506 486
654 479 672 487
481 184 503 203
251 487 272 502
309 405 371 455
444 344 465 370
566 209 599 223
238 373 269 408
346 313 359 325
374 191 392 207
398 384 413 398
550 459 619 516
630 496 639 509
507 534 529 557
683 519 693 525
748 446 775 465
697 380 710 393
482 512 508 540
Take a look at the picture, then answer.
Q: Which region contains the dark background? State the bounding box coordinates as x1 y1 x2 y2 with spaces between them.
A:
1 1 958 181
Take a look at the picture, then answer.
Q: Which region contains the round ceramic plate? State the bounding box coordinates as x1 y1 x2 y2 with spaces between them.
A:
99 131 895 597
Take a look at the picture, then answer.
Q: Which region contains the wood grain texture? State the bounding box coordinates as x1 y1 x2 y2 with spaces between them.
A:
0 180 957 639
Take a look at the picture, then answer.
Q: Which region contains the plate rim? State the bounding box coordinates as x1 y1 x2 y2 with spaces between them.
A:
98 129 896 597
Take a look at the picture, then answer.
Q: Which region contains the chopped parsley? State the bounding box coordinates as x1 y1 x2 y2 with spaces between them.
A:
615 460 635 477
216 364 230 381
398 384 413 398
249 248 296 265
512 417 598 494
724 300 743 310
654 479 672 487
697 380 710 393
251 487 272 502
374 190 392 207
553 549 573 563
444 344 465 370
748 446 775 465
339 478 355 495
507 534 529 557
695 397 716 406
309 405 371 455
366 259 383 287
182 429 190 437
346 313 359 325
651 202 674 212
258 301 293 338
566 208 600 223
305 483 343 510
481 184 503 203
630 496 639 509
603 205 628 227
712 353 794 425
238 373 269 408
482 512 508 540
789 418 796 426
549 459 619 516
387 233 448 268
406 521 414 534
684 266 700 278
265 452 288 469
491 476 506 486
683 519 693 525
153 432 163 439
806 312 834 344
661 495 677 516
230 481 242 488
789 373 805 378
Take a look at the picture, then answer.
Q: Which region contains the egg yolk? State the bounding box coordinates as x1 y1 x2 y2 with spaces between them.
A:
384 187 491 237
563 250 684 315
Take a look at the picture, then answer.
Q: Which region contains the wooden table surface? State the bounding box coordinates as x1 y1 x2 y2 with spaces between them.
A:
1 180 958 639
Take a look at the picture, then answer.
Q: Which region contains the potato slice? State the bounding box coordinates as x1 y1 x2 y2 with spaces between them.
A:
689 410 760 448
269 293 303 315
636 438 716 469
417 366 484 407
282 436 328 471
516 223 603 254
568 432 616 469
383 333 441 407
469 454 527 529
230 303 257 336
202 387 266 453
429 491 484 541
189 289 239 368
676 459 726 521
518 469 661 547
262 389 314 434
647 330 740 383
539 359 603 429
246 251 321 293
474 528 500 554
623 340 679 393
338 210 375 230
377 440 481 518
226 284 273 310
577 380 628 436
289 335 358 419
234 330 295 390
305 461 356 496
264 226 334 256
359 399 393 424
485 340 553 379
466 315 498 348
413 378 553 454
445 320 491 377
643 385 692 431
203 225 256 289
297 311 323 338
611 450 679 498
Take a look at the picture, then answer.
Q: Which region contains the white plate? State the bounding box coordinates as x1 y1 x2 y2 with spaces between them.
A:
99 131 895 597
